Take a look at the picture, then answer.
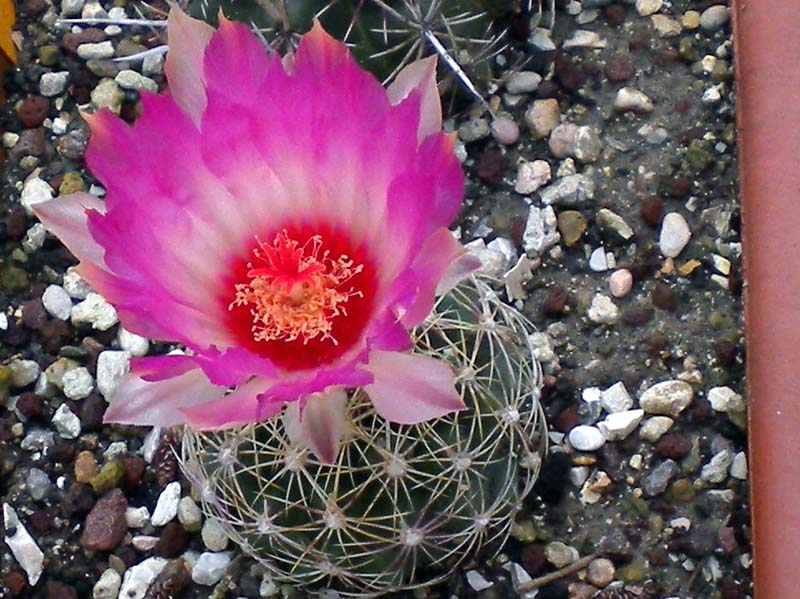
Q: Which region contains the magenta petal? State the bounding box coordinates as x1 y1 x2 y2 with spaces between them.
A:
363 350 465 424
387 56 441 142
131 354 198 382
283 387 348 463
32 192 107 270
179 376 278 429
104 367 225 427
165 8 214 126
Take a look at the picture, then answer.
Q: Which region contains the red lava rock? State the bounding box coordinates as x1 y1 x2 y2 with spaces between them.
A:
21 299 48 330
47 441 76 464
476 150 508 184
79 393 106 432
646 333 669 356
640 194 665 226
520 543 547 576
16 392 44 419
651 282 678 311
11 128 46 158
542 286 569 317
5 206 27 239
18 96 50 128
689 398 713 424
122 455 146 488
535 79 560 99
62 28 106 53
28 508 53 535
40 320 73 354
655 434 692 458
554 407 580 433
621 305 654 326
605 53 636 82
554 53 585 92
714 339 738 367
603 4 627 27
3 571 27 596
675 98 692 113
629 28 652 51
658 175 692 198
80 488 128 551
158 522 191 558
44 581 77 599
645 545 669 565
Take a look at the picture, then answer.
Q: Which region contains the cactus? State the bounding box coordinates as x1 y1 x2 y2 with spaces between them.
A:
180 275 546 596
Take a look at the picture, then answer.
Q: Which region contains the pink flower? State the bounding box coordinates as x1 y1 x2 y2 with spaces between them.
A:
33 10 478 462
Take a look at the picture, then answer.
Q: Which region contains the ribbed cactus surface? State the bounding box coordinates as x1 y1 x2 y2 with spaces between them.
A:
181 276 545 596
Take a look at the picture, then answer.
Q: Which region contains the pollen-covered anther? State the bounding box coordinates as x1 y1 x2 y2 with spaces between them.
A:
231 231 364 345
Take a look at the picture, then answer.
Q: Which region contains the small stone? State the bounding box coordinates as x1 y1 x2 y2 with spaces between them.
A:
142 53 164 76
651 282 678 311
700 6 730 31
62 269 93 299
529 27 556 51
92 569 121 599
3 504 44 585
126 506 150 529
201 518 229 552
96 351 130 399
91 460 124 494
41 285 72 321
515 160 551 194
58 172 85 195
605 53 635 82
523 205 560 255
525 99 561 139
118 557 167 599
490 117 519 145
651 14 682 37
71 293 118 330
730 452 747 480
640 194 664 226
569 425 606 451
506 71 542 94
178 496 203 532
61 0 85 15
640 416 673 442
659 212 692 257
636 0 662 17
466 570 493 591
655 433 692 459
614 87 654 113
707 386 745 413
91 78 125 113
587 293 619 325
39 72 70 97
587 557 615 587
682 10 700 29
52 404 81 439
192 552 232 586
549 123 578 158
574 126 602 163
81 488 128 551
75 451 98 484
668 478 696 503
151 481 182 527
609 269 633 298
21 177 53 214
598 409 644 441
600 382 633 413
117 328 150 357
25 468 50 500
18 96 50 128
640 380 693 417
458 116 490 142
157 522 190 557
642 459 678 496
9 359 40 388
596 208 634 242
540 174 595 206
702 450 734 483
589 247 611 272
62 367 94 400
544 541 579 568
563 30 607 49
81 1 108 18
77 41 114 60
115 70 159 92
21 429 55 451
557 210 587 247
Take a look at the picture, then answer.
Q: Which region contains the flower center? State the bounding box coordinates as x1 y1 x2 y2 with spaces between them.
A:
230 231 364 346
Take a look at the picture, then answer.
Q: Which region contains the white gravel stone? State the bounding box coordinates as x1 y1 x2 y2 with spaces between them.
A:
0 313 7 330
40 71 70 97
192 552 232 586
115 69 159 92
63 268 93 299
636 0 662 16
117 327 150 357
598 409 644 441
96 350 131 400
62 367 94 400
568 425 606 451
529 27 555 51
701 450 733 483
609 269 633 298
71 292 118 330
659 212 692 258
589 247 611 272
700 5 730 31
563 29 607 49
91 78 125 113
545 541 579 568
20 429 55 451
77 41 115 60
614 87 654 113
42 285 73 320
61 0 85 16
466 570 493 591
490 117 519 145
525 98 561 139
3 503 44 585
81 0 108 18
487 237 518 266
515 160 551 194
707 386 745 413
529 332 556 363
9 359 40 388
132 535 159 552
640 380 694 417
104 441 128 460
458 116 490 142
52 404 81 438
465 240 507 277
587 293 619 325
126 506 151 529
506 71 542 94
202 518 229 552
23 223 46 252
651 14 682 37
118 557 167 599
600 382 633 413
730 451 747 480
540 174 595 206
21 177 54 213
260 573 279 597
151 481 182 526
142 53 164 76
92 568 121 599
178 496 203 531
640 416 674 442
522 205 560 255
26 468 50 500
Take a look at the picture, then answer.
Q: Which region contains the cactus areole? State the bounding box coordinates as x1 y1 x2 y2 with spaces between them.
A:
32 9 482 462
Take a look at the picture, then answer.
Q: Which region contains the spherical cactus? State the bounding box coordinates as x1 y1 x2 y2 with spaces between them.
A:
180 276 546 595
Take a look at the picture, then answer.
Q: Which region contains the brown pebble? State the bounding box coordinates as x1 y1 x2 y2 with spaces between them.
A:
476 150 508 184
5 206 27 239
646 333 669 356
718 526 738 553
542 286 569 317
658 175 692 198
554 407 580 434
17 96 50 128
62 28 106 53
621 305 654 326
45 581 76 599
714 339 738 367
80 488 128 551
122 455 146 488
587 557 616 587
640 194 665 227
21 299 48 330
605 54 635 82
554 53 585 92
158 521 191 558
603 4 627 27
652 282 678 311
74 451 98 484
28 508 53 535
655 433 692 458
16 392 43 419
40 320 73 354
4 571 27 597
11 128 46 159
520 543 547 576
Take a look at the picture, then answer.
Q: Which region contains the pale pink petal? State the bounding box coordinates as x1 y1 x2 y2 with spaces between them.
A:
387 56 441 142
179 376 279 429
104 367 225 427
165 7 214 126
437 253 482 295
362 350 465 424
261 358 373 405
283 387 348 463
130 354 198 381
32 192 107 269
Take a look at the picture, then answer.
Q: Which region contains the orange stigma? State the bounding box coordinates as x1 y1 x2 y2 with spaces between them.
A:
230 231 363 345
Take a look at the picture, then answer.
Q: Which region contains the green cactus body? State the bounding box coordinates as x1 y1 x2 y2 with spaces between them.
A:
181 276 545 595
